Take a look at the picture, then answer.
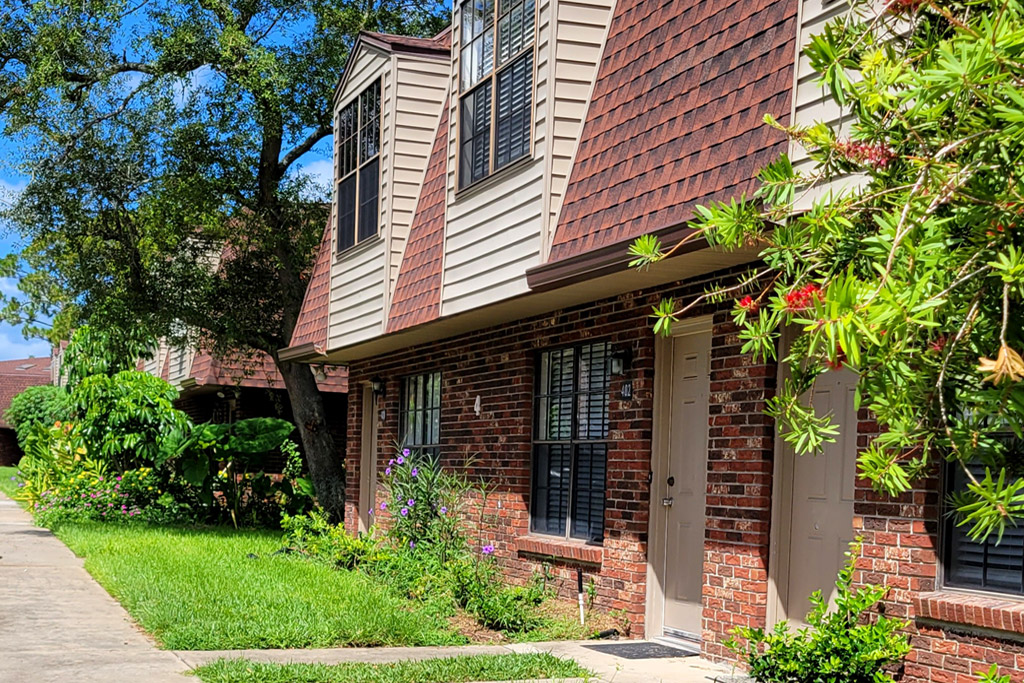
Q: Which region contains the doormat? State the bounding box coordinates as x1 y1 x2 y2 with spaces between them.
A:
581 642 697 659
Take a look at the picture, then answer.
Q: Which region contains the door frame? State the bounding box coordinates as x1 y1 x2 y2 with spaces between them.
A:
357 383 379 533
767 327 796 626
645 314 713 639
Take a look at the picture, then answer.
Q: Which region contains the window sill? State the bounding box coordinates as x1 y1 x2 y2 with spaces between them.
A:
455 153 536 199
914 590 1024 635
334 233 383 263
515 535 603 566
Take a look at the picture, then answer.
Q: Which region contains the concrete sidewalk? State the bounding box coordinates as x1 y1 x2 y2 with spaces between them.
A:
176 639 733 682
0 493 191 683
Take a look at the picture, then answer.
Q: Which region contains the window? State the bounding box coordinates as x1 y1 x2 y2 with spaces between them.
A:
531 342 610 543
400 372 442 460
944 460 1024 595
336 79 381 253
458 0 535 188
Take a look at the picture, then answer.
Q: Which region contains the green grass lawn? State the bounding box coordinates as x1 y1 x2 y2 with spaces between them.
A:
193 653 591 683
0 466 22 500
52 522 465 650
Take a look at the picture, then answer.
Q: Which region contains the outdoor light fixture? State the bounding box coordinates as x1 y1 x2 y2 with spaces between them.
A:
313 365 328 382
610 347 633 376
370 376 386 397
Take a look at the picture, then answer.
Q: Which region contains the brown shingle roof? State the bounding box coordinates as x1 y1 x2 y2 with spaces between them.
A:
361 30 451 56
289 220 333 353
387 101 449 333
189 349 347 393
0 358 52 429
549 0 797 261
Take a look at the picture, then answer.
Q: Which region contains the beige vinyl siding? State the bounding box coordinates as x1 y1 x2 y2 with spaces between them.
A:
388 54 450 295
328 47 391 347
328 238 388 347
546 0 615 251
441 0 553 317
166 344 194 387
142 340 168 378
791 0 861 209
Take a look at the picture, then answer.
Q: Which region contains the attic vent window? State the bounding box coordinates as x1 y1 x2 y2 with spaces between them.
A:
458 0 535 188
16 363 35 371
336 78 382 253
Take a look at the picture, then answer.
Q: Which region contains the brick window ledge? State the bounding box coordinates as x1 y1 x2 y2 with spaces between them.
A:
914 591 1024 635
515 536 603 566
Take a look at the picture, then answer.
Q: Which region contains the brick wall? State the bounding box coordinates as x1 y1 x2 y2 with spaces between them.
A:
342 269 776 642
855 412 1024 683
0 428 21 467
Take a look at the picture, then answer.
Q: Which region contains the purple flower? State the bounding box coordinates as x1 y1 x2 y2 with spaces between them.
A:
482 544 495 555
368 508 374 516
397 456 405 465
385 467 392 476
407 498 415 507
401 507 409 517
409 541 416 549
402 448 411 457
116 476 122 482
380 502 388 511
440 506 448 515
411 467 418 477
389 459 395 466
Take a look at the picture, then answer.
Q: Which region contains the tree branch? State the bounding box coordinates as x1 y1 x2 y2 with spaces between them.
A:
278 124 332 174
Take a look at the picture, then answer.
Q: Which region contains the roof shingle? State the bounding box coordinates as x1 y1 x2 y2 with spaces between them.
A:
289 219 333 353
549 0 797 261
387 101 450 333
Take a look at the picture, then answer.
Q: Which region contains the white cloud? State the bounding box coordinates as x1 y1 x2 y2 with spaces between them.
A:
0 177 25 209
0 323 50 361
297 159 333 191
0 278 18 298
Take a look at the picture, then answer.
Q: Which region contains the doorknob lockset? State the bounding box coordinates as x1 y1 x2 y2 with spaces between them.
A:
666 476 675 486
662 497 674 507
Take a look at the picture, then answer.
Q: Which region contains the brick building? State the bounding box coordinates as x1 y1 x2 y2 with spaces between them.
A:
0 358 53 467
280 0 1024 678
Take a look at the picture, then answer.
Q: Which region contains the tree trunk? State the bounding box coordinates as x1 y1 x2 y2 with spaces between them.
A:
276 357 346 524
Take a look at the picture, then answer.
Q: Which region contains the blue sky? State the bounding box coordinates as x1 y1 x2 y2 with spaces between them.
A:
0 129 334 362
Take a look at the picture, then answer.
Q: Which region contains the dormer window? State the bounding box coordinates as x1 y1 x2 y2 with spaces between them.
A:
458 0 535 189
336 79 381 253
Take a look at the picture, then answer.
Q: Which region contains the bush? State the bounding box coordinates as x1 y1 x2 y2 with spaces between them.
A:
33 466 162 525
4 385 73 449
727 540 910 683
282 509 387 569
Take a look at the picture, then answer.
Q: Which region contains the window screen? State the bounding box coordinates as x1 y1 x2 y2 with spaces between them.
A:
531 342 611 543
400 372 442 461
944 462 1024 595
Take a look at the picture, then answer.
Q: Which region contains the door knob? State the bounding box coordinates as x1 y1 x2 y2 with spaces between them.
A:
662 497 674 507
667 476 675 486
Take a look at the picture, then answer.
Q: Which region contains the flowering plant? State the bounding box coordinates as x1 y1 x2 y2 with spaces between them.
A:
32 466 162 525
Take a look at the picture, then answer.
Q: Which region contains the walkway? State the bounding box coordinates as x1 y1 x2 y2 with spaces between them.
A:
0 490 734 683
0 494 191 683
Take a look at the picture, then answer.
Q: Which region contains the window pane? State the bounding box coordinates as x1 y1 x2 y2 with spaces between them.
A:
460 31 494 91
571 443 606 542
400 372 442 456
531 444 570 536
495 53 533 170
357 157 379 241
459 83 492 188
360 80 381 163
945 462 1024 595
498 0 534 65
338 100 358 177
336 176 356 253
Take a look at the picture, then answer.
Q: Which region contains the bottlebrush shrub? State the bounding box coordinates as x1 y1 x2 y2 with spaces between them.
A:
726 541 910 683
630 0 1024 542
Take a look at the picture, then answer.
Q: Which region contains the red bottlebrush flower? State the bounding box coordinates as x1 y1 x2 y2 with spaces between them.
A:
784 283 824 313
738 295 758 312
836 140 896 169
929 335 947 354
887 0 926 14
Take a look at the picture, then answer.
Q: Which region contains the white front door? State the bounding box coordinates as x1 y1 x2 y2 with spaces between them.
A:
778 368 858 623
661 328 711 639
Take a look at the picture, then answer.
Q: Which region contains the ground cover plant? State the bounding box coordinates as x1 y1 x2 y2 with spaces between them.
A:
0 466 21 500
52 521 462 650
193 653 592 683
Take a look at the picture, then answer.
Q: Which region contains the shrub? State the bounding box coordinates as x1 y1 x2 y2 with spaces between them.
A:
282 509 387 569
4 385 73 449
450 552 546 633
32 466 161 525
14 421 92 506
727 540 911 683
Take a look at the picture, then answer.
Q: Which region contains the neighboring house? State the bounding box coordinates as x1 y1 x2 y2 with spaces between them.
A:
0 358 53 466
280 1 1024 678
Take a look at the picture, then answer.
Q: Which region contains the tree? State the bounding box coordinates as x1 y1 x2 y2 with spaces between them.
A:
0 0 448 522
631 0 1024 539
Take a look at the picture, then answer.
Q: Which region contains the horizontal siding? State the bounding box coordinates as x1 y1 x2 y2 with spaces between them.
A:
328 238 388 348
548 0 615 250
328 48 391 350
441 0 552 317
792 0 862 209
389 55 450 295
166 345 193 387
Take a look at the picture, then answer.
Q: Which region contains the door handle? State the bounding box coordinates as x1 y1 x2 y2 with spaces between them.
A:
662 497 674 507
